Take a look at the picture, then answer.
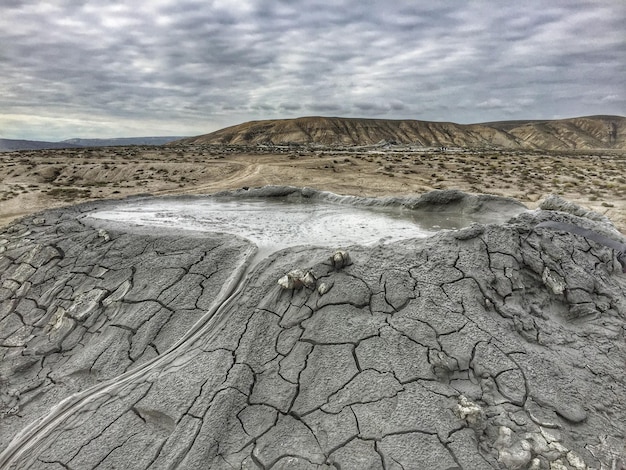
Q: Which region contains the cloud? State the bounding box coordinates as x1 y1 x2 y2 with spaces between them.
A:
476 99 506 110
0 0 624 140
600 94 622 104
279 103 302 111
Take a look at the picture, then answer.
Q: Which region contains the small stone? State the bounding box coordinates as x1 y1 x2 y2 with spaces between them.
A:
98 229 110 242
317 282 329 295
549 460 568 470
301 271 316 289
542 267 565 295
566 451 586 469
494 426 514 450
498 438 532 470
278 273 297 289
278 269 316 290
524 432 549 455
456 395 484 427
331 250 351 269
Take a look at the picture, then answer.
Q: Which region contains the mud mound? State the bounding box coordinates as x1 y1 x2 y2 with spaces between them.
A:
0 189 624 469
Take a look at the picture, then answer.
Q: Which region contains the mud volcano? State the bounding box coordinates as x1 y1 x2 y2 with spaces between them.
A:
0 187 624 469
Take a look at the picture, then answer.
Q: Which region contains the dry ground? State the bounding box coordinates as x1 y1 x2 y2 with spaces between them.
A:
1 145 625 232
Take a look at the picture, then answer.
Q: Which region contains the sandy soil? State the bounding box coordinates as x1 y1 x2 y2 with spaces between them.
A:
1 145 625 232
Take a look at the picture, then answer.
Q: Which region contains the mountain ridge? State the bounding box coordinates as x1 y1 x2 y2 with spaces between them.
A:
61 136 186 147
0 136 187 152
0 138 82 152
175 115 626 150
5 116 624 152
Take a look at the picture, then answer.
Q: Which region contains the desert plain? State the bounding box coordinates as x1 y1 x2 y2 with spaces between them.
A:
1 144 625 232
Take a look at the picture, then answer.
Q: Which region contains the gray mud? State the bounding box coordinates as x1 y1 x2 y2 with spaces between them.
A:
88 187 527 252
0 187 624 469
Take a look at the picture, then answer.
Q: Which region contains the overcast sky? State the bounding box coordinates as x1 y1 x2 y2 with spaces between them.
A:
1 0 624 141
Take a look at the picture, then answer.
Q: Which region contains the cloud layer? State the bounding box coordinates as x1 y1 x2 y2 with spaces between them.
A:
1 0 624 140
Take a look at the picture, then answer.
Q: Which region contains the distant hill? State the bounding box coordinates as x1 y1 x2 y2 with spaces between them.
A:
480 115 625 150
0 136 187 152
174 117 527 148
174 115 626 150
61 136 187 147
0 138 81 152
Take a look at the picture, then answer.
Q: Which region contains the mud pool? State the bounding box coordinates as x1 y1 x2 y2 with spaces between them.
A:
88 196 519 250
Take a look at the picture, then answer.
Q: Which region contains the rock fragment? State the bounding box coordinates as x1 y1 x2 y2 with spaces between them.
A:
330 250 351 269
494 427 533 470
455 395 484 428
277 269 316 290
316 282 329 295
542 267 565 295
97 228 110 241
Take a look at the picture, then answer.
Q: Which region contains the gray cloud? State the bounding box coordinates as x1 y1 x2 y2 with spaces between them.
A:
0 0 624 140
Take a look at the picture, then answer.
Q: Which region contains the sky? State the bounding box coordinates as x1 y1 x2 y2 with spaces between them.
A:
1 0 624 141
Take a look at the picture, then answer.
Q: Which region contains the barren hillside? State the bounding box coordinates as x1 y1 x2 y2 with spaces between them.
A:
175 115 626 150
485 115 626 150
176 117 528 148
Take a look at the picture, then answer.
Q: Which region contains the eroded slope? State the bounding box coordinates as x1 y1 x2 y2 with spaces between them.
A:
176 117 528 148
176 115 626 150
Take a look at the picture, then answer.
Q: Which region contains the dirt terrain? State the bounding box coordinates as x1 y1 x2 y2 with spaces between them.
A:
1 144 625 231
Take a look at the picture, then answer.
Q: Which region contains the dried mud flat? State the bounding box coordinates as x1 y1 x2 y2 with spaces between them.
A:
1 145 625 231
1 147 625 469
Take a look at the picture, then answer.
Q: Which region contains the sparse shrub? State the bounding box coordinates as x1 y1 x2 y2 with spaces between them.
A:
48 188 90 201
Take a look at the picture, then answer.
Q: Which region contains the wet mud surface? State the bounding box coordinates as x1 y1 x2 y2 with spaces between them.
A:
0 188 624 469
88 187 526 251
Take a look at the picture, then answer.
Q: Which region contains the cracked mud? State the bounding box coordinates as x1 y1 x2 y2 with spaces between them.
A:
0 188 624 469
